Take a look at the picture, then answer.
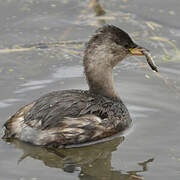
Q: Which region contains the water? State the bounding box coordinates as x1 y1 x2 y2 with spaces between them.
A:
0 0 180 179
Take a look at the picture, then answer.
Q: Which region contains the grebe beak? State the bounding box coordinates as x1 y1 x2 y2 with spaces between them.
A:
129 45 147 56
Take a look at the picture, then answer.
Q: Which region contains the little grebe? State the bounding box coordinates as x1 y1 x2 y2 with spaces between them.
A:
2 25 157 148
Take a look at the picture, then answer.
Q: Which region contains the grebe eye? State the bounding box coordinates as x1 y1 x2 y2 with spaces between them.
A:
124 44 129 49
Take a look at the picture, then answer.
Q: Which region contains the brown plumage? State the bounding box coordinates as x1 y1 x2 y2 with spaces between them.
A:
2 25 155 148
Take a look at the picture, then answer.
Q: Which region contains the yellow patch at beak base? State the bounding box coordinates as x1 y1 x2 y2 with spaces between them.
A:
129 48 145 56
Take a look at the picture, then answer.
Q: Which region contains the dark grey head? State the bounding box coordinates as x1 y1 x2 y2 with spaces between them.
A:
92 24 136 50
84 25 144 70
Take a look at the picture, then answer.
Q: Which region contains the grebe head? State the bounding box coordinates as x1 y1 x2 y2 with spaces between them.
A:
84 24 145 69
83 25 145 97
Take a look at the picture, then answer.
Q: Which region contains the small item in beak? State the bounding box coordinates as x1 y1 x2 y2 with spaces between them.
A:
142 50 158 72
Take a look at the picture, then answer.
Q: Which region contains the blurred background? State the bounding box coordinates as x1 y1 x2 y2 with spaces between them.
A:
0 0 180 180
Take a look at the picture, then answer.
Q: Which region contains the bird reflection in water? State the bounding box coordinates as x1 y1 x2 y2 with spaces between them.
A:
8 137 153 180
